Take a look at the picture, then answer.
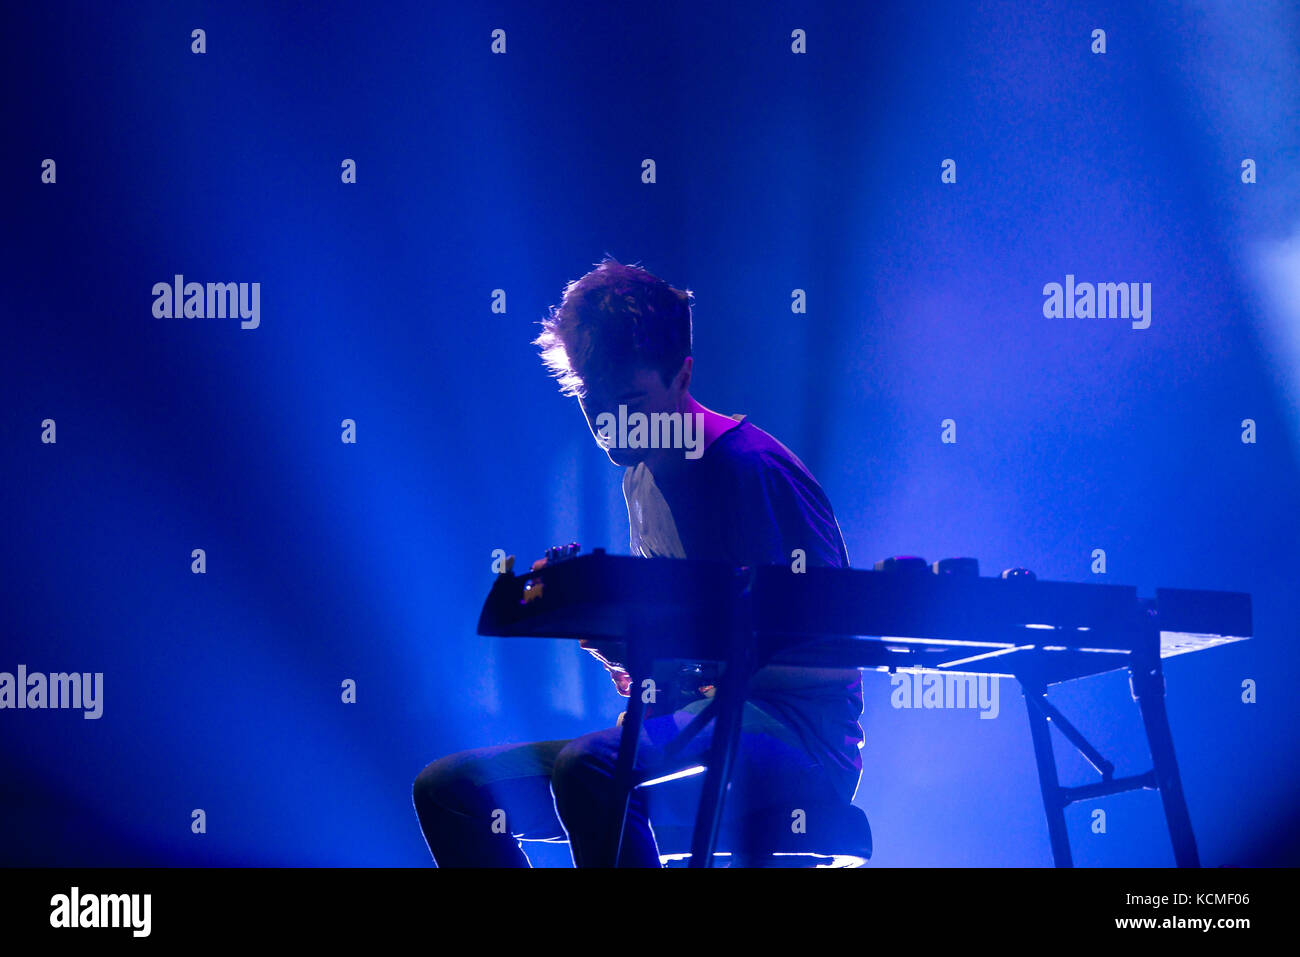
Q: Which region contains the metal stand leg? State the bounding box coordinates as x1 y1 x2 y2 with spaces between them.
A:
688 578 755 868
1131 655 1200 867
687 667 747 867
1021 679 1073 867
1019 640 1200 868
609 642 651 868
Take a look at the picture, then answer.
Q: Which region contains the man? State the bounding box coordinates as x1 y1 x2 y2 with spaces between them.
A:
412 257 863 866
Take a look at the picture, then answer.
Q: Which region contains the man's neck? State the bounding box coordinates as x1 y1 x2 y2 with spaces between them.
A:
641 394 740 477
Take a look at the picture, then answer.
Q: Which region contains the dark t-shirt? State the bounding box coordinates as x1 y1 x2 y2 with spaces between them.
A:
621 415 864 790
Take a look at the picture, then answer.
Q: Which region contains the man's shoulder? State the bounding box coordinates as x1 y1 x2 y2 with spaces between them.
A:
708 418 815 482
709 418 849 568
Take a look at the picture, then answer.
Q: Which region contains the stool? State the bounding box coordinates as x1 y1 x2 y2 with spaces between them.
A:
652 801 872 868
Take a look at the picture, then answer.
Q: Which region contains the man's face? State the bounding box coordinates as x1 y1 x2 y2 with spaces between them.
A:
577 365 682 466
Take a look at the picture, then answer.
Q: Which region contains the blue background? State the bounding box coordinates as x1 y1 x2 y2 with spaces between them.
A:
2 0 1297 866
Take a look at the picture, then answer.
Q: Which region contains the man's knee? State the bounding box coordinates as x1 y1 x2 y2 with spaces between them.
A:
551 732 618 815
413 751 483 821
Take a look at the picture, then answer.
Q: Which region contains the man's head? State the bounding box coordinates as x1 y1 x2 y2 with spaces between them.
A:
534 257 695 465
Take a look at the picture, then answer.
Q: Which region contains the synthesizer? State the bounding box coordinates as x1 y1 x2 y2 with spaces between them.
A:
477 547 1252 683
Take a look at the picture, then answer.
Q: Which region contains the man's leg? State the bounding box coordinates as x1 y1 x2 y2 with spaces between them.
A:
412 739 570 867
551 700 848 867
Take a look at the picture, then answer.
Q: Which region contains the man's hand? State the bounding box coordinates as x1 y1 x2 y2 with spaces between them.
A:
579 639 632 697
608 668 633 697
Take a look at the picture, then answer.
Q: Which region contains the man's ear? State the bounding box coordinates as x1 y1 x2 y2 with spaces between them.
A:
673 356 693 392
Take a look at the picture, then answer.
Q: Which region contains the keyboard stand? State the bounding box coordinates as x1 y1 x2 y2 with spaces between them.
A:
613 614 1204 868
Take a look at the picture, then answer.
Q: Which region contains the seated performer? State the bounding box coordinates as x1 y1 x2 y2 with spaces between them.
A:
412 256 864 866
